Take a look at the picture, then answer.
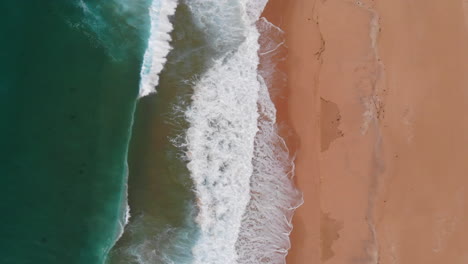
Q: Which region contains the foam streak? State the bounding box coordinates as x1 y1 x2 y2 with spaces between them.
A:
139 0 178 97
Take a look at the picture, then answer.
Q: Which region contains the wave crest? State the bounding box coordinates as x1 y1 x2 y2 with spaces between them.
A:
139 0 178 97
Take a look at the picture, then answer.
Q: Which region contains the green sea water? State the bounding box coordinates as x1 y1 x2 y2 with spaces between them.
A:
0 1 150 263
107 3 213 263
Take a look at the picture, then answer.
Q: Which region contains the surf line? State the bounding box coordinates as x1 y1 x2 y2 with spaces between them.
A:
139 0 178 97
184 1 303 263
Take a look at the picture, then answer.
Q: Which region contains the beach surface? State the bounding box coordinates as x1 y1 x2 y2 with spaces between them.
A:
264 0 468 263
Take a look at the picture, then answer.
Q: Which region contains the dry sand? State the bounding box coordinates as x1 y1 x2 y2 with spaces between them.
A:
263 0 468 263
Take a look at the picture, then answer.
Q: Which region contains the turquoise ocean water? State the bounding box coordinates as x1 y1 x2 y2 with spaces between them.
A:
0 1 150 263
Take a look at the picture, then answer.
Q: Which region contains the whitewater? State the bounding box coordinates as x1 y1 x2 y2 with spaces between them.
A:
139 0 178 97
137 0 303 263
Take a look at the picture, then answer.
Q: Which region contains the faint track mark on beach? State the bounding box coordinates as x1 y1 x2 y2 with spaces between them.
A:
401 107 414 143
313 0 326 63
388 240 400 264
463 0 468 31
356 3 387 137
432 188 465 253
346 1 387 264
316 2 387 262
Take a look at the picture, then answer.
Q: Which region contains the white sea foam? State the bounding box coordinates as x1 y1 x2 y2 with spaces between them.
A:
244 0 269 23
185 0 246 57
236 76 302 264
139 0 178 97
185 35 261 264
185 1 302 263
235 19 303 264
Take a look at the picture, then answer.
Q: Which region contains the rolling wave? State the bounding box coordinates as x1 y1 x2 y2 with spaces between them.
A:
139 0 178 97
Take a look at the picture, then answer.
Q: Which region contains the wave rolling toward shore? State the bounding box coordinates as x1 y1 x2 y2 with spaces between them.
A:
181 1 302 263
111 0 302 263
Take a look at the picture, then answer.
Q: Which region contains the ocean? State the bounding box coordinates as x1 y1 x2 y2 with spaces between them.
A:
0 1 146 263
0 1 301 264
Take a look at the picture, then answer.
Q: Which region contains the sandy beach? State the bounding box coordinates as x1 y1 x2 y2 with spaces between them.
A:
264 0 468 263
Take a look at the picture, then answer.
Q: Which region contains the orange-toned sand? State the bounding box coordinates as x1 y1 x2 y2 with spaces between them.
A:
263 0 468 263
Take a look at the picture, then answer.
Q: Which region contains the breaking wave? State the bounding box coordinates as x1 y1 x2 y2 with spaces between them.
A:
183 1 302 263
139 0 178 97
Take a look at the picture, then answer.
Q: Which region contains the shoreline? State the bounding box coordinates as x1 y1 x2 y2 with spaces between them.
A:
263 0 468 263
262 1 322 262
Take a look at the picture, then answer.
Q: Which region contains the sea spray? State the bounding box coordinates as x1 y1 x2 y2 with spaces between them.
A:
139 0 178 97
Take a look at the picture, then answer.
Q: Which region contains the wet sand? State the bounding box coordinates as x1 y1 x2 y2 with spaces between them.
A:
263 0 468 263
